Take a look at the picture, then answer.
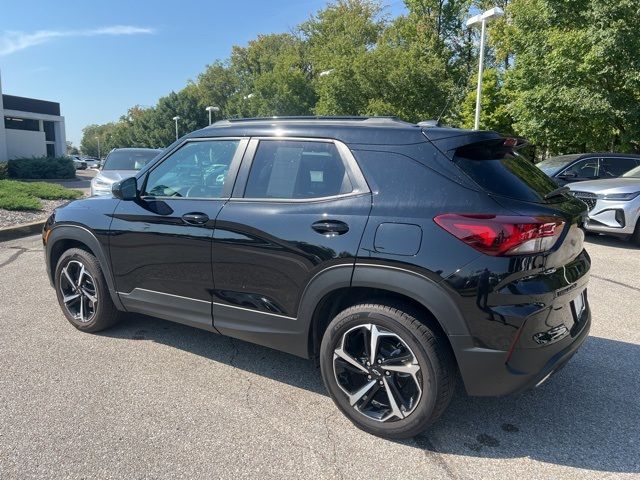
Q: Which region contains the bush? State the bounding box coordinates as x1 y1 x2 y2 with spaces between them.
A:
0 162 7 180
7 156 75 179
0 180 83 211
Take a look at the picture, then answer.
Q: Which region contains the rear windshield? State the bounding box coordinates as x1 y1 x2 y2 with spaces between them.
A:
453 140 560 203
103 150 160 170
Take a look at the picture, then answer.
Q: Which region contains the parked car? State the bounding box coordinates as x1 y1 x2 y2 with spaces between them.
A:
537 153 640 185
69 155 87 170
90 148 162 196
43 117 591 439
568 164 640 244
83 157 102 169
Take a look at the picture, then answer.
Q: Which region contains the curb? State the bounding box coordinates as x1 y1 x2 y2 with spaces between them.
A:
0 220 45 242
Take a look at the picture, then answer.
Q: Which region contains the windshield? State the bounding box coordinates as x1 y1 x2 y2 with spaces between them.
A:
454 140 560 203
622 165 640 178
537 154 582 176
103 150 159 170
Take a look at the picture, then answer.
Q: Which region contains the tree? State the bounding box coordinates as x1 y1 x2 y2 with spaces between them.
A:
460 68 513 133
498 0 640 154
66 141 79 155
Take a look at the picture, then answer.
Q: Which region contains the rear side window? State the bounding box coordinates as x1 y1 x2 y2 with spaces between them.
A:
454 140 559 203
244 140 353 199
600 157 639 178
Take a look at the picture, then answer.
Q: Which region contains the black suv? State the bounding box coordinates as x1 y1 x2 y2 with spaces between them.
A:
43 117 591 439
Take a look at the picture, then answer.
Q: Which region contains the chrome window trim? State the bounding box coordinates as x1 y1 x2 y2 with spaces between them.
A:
139 137 249 201
233 136 371 202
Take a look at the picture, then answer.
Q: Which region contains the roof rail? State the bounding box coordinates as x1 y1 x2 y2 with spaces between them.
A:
209 116 412 127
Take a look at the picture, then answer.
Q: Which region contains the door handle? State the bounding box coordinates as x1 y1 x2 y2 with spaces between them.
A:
182 212 210 225
311 220 349 235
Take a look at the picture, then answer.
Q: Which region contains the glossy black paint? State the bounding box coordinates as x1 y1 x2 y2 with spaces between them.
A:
43 117 592 397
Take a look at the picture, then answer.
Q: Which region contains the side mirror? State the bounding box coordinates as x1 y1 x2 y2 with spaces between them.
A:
112 176 138 200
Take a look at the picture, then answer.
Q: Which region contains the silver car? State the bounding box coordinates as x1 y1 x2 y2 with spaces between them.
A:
568 164 640 244
91 148 162 196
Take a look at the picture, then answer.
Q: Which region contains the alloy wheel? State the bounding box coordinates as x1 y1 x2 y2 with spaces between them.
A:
59 260 98 323
333 323 422 422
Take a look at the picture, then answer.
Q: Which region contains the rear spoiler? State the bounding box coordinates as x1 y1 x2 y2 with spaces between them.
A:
422 128 528 159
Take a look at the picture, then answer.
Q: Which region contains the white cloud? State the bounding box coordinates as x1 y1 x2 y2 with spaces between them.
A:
0 25 155 56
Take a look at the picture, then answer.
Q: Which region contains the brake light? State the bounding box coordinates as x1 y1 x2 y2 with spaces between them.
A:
434 214 565 256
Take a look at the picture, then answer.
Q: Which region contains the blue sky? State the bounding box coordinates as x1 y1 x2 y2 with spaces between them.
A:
1 0 406 147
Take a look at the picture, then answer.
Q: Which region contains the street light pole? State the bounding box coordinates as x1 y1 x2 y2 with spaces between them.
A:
466 7 504 130
205 106 220 125
474 19 487 131
172 116 180 141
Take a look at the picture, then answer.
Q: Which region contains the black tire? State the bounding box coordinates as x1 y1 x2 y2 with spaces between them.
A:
54 248 122 333
320 303 456 439
632 219 640 246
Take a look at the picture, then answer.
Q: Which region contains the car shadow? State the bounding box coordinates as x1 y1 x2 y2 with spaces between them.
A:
585 232 639 250
101 317 639 474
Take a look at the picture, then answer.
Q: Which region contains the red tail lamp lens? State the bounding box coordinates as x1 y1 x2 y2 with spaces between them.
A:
434 214 565 256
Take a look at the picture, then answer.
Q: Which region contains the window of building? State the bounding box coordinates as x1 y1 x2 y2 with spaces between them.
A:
46 144 56 157
4 116 39 131
244 140 353 199
43 121 56 141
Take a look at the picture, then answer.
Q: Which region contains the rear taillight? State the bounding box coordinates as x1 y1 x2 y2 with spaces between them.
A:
434 214 565 256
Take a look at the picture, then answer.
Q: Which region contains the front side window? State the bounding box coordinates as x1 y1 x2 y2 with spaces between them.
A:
143 140 239 198
562 158 598 179
244 140 353 199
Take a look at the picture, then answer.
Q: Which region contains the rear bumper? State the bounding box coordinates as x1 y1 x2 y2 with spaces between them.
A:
450 304 591 396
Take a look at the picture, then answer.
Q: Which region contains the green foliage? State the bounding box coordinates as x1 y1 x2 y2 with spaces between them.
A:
460 68 513 133
7 157 76 180
78 0 640 158
0 162 8 180
499 0 640 154
0 180 82 211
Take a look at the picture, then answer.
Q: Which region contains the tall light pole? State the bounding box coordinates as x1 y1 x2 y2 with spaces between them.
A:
466 7 504 130
94 136 100 160
205 106 220 125
172 116 180 141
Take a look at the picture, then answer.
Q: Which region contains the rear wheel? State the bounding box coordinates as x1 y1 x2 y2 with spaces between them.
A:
54 248 122 332
320 303 456 439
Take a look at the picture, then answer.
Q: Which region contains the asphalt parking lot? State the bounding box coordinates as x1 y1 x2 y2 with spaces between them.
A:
0 234 638 479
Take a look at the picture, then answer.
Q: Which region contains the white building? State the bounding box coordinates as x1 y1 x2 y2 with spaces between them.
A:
0 72 66 162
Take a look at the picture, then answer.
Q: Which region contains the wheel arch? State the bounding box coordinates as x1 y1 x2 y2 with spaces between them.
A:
299 264 470 360
46 225 124 310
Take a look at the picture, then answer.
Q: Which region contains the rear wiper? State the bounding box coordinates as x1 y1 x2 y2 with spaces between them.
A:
544 185 570 200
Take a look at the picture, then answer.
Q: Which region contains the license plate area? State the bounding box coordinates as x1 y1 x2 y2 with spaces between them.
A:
572 290 586 322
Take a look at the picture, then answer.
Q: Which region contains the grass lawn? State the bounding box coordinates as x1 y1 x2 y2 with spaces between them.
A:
0 180 83 211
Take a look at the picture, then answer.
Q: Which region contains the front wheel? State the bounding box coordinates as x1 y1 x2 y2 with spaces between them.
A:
632 218 640 246
54 248 122 332
320 303 456 439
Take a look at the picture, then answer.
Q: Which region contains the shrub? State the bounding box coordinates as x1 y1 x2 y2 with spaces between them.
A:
0 162 7 180
7 156 75 179
0 180 82 211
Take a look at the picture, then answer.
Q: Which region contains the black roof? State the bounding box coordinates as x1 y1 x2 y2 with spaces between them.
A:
187 116 496 146
2 94 61 116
